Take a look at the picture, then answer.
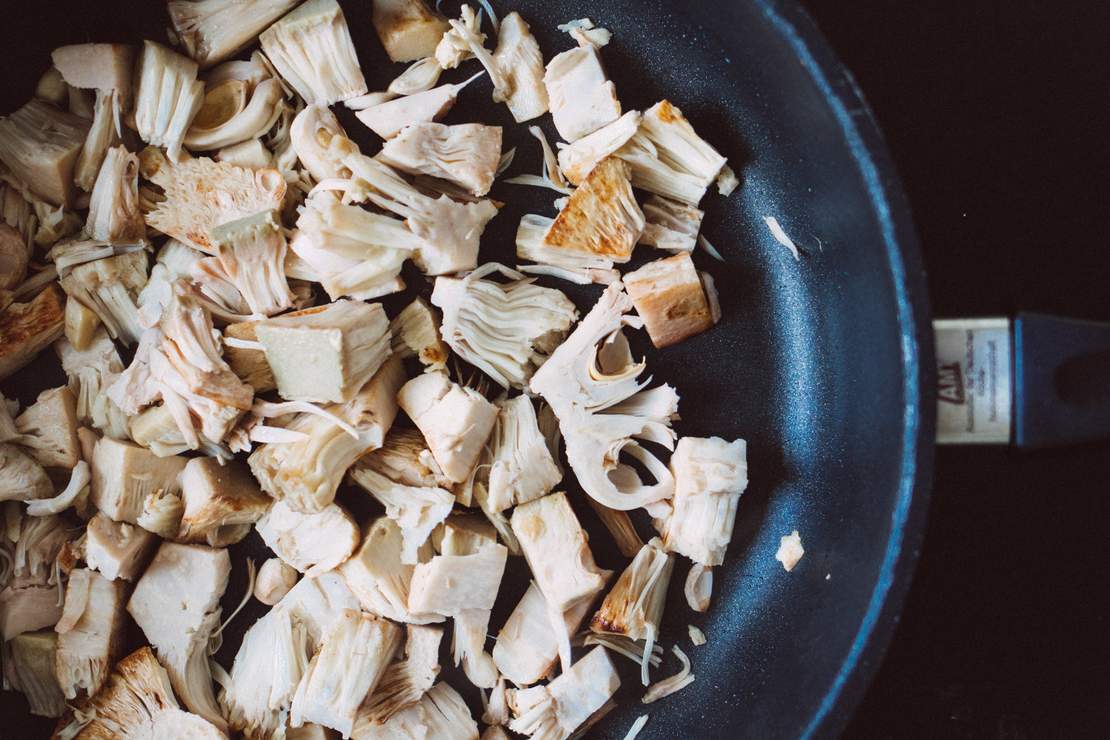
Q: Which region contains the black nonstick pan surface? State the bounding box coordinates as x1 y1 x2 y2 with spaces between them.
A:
0 0 933 737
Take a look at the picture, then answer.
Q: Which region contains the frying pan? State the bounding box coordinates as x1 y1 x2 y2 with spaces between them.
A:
0 0 933 737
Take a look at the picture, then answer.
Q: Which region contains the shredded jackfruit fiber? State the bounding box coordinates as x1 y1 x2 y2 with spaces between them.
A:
764 216 801 261
621 714 650 740
641 645 695 704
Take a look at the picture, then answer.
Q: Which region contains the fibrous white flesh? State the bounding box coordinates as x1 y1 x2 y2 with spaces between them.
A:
431 263 577 390
260 0 368 105
127 542 230 730
133 42 205 160
248 356 403 512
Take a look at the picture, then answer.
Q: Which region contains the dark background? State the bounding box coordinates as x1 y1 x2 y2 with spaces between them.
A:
799 2 1110 737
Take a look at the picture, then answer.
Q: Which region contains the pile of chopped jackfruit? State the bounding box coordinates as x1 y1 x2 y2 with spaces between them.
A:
0 2 763 738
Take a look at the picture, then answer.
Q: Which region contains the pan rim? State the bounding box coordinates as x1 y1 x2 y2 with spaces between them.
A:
750 1 937 736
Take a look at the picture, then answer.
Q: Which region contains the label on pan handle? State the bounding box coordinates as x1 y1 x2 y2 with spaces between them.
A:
934 318 1012 444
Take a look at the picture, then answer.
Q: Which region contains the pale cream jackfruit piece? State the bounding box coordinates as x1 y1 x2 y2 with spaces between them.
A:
64 293 102 350
90 436 187 527
57 646 225 740
485 395 561 512
3 630 66 718
55 330 130 440
0 281 65 381
511 492 607 615
248 362 403 509
51 44 133 107
506 646 620 739
0 100 89 208
339 139 498 275
178 457 271 546
257 300 390 403
348 466 453 566
432 514 495 556
514 213 619 286
145 156 287 254
492 12 548 123
420 526 501 690
356 427 450 491
221 571 359 738
590 537 674 685
431 263 578 390
338 517 444 625
354 76 479 140
155 286 255 441
9 511 74 584
775 530 805 573
616 100 728 206
558 397 679 513
256 499 359 577
59 249 148 346
261 0 368 105
13 386 80 469
217 138 273 169
128 542 231 731
396 371 497 484
0 221 30 290
639 194 704 252
623 252 718 349
185 78 285 152
0 442 52 502
53 43 134 193
542 156 644 264
362 624 442 724
54 568 127 700
169 0 301 68
0 513 74 639
528 282 644 413
434 5 511 101
255 558 298 605
133 42 205 160
544 45 620 142
136 239 203 328
290 609 402 737
658 436 747 567
84 513 158 582
353 680 477 740
388 57 443 96
209 209 294 316
22 459 89 517
372 0 451 63
492 581 597 687
380 122 502 198
290 104 350 183
73 90 124 194
557 110 641 186
1 581 61 642
289 192 419 302
408 540 507 617
223 321 275 392
129 403 192 457
389 298 448 373
529 284 679 511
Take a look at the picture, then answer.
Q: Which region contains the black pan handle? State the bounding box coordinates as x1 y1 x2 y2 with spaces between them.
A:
934 314 1110 448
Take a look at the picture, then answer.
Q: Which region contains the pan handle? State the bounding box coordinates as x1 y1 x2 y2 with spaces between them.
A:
934 314 1110 448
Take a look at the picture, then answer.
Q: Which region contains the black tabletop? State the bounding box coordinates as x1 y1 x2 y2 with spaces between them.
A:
798 2 1110 737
